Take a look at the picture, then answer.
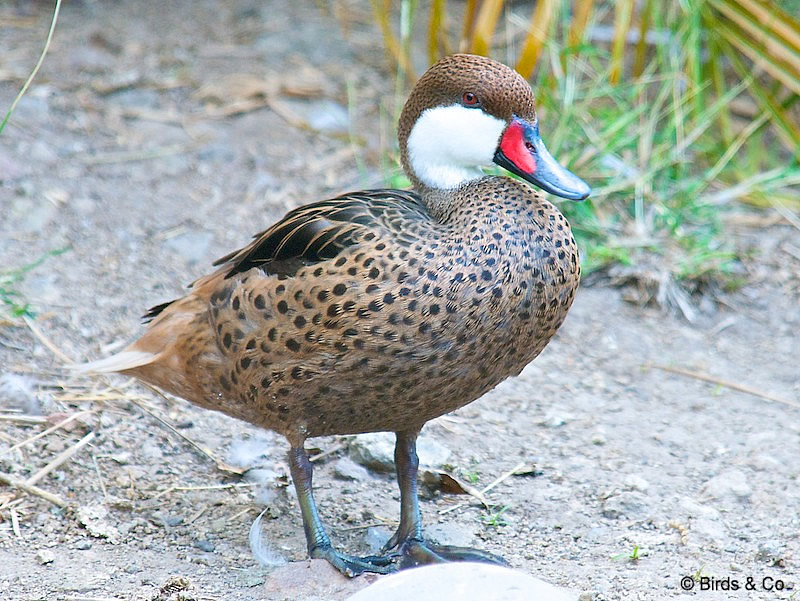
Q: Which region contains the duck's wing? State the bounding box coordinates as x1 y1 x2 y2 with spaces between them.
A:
144 189 427 321
215 189 426 279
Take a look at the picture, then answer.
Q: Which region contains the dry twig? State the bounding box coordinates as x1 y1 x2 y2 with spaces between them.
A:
26 431 95 486
646 364 800 410
439 461 526 515
0 471 67 508
1 410 91 458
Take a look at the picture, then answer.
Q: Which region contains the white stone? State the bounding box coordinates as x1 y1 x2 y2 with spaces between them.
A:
346 563 577 601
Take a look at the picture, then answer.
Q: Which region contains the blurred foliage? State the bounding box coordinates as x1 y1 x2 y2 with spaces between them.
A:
371 0 800 293
0 249 69 322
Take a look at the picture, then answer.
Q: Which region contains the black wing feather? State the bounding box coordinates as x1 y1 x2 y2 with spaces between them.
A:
218 189 425 279
144 189 426 321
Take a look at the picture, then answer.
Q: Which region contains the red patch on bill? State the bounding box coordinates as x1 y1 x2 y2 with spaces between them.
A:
499 121 536 174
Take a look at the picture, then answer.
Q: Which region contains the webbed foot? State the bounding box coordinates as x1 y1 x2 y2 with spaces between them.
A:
311 544 397 577
387 537 508 570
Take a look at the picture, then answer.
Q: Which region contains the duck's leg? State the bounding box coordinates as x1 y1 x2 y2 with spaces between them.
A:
287 446 395 576
381 430 508 569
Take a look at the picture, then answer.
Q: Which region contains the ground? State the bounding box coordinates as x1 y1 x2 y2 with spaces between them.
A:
1 1 799 600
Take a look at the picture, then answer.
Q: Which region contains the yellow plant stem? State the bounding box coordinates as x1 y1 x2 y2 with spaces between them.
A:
516 0 556 79
471 0 505 56
610 0 635 84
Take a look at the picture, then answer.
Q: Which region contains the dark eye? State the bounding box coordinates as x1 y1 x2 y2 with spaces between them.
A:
462 92 480 107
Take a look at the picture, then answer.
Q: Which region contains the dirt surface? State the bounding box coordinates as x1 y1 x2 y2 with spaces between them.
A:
1 2 799 600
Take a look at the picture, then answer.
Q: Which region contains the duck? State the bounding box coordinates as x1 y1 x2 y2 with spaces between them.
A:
78 53 590 576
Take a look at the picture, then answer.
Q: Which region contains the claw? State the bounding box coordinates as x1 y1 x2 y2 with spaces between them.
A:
311 545 398 577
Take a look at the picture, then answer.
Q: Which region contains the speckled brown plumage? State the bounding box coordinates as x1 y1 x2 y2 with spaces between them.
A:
88 54 588 575
130 180 578 443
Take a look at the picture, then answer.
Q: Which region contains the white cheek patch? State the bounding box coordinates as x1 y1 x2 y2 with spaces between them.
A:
407 104 506 190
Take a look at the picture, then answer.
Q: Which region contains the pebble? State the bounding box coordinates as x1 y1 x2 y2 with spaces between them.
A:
349 432 451 472
164 515 184 527
333 456 372 481
363 526 392 553
623 474 650 492
540 407 575 428
0 373 40 414
602 492 650 519
755 540 785 566
701 469 752 501
75 540 92 550
194 539 215 552
425 522 475 548
590 431 607 445
36 550 55 565
77 504 120 543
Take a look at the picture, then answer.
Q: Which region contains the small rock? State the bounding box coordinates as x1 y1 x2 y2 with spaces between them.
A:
701 470 752 501
349 432 451 472
36 550 55 565
540 407 574 428
164 515 184 527
416 435 451 468
755 540 785 566
194 539 215 552
623 474 650 492
75 540 92 550
602 492 650 519
425 522 475 548
590 432 607 445
364 526 392 553
0 373 40 414
77 503 120 543
333 457 371 481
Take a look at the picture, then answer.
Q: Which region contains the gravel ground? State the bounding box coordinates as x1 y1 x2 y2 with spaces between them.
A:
1 1 798 600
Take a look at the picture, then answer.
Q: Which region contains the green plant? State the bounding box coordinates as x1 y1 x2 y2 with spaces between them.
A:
0 248 70 321
370 0 800 298
482 504 511 527
612 544 642 561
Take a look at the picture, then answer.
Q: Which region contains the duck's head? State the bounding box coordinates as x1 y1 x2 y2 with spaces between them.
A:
398 54 590 201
